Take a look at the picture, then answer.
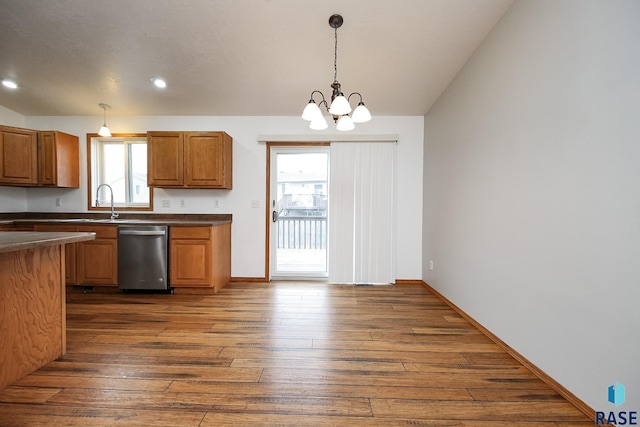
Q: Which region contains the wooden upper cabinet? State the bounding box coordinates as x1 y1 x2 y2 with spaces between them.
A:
147 132 184 187
147 131 232 189
39 131 80 188
184 132 232 188
0 126 38 185
0 126 80 188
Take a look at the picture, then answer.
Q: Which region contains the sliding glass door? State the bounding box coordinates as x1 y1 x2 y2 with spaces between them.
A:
269 146 329 279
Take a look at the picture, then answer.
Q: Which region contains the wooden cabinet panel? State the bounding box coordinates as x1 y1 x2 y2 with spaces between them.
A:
0 225 34 231
147 132 184 187
147 131 232 189
0 126 79 188
170 226 211 239
184 132 232 188
170 224 231 291
35 224 78 284
38 131 79 188
0 126 38 185
170 238 211 286
76 226 117 286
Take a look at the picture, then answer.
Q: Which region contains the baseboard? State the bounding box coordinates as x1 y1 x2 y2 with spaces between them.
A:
395 279 423 285
421 281 595 422
230 278 423 284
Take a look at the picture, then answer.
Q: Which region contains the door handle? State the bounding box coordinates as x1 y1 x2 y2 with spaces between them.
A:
272 210 277 223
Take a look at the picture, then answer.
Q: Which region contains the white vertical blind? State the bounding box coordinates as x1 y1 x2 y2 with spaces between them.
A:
328 142 395 284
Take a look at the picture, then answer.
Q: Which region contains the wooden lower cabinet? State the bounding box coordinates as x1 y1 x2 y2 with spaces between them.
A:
35 224 77 284
170 224 231 292
76 225 118 286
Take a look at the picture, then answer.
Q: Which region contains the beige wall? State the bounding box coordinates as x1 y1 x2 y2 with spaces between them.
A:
423 0 640 410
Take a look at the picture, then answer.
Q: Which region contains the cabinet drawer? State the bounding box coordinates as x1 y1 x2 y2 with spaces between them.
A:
171 226 211 239
78 225 117 239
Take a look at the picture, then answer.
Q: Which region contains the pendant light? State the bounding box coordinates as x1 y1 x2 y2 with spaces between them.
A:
301 14 372 131
98 103 112 137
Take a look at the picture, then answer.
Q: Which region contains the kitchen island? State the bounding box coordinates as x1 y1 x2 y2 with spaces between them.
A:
0 231 95 389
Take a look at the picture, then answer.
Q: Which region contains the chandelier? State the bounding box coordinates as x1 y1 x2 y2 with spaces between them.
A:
301 14 371 131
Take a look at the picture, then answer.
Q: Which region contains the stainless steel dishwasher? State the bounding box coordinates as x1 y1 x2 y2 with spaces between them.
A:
117 225 171 292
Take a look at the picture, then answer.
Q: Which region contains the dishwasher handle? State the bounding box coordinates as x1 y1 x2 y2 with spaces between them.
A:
119 230 167 236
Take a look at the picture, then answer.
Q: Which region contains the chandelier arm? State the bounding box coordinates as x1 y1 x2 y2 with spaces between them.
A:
309 90 326 103
348 92 364 104
318 99 329 113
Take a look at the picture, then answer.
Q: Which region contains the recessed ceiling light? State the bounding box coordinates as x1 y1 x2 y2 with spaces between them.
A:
2 79 18 89
151 77 167 88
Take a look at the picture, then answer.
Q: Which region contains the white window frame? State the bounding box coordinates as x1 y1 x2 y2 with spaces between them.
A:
88 134 152 210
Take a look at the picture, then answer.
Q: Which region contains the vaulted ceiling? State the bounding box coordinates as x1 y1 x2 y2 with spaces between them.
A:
0 0 512 117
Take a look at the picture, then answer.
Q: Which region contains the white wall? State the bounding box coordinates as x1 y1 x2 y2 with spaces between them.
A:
21 115 423 280
0 105 28 211
423 0 640 411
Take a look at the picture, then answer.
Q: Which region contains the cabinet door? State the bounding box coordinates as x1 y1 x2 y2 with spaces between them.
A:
147 132 184 187
170 239 211 286
39 131 57 185
35 224 78 284
184 132 231 188
0 127 38 185
39 131 79 188
77 239 118 285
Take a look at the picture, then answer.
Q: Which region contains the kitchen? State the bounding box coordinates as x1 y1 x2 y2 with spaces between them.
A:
1 0 639 423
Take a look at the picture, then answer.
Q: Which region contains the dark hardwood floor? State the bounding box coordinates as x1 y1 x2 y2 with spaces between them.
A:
0 282 593 426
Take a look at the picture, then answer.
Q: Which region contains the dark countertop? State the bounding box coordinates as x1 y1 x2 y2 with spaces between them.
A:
0 232 96 254
0 213 232 227
11 219 231 226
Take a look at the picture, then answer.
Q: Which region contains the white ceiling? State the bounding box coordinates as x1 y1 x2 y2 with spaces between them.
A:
0 0 512 117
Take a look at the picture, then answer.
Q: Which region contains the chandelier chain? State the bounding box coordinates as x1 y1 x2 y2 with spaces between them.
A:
334 27 338 82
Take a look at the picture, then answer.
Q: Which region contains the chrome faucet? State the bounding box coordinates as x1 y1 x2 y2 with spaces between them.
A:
95 183 119 220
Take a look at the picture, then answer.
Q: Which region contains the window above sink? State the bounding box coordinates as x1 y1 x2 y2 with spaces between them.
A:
87 133 153 212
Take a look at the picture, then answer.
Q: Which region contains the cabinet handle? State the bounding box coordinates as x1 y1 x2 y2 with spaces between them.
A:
272 211 277 223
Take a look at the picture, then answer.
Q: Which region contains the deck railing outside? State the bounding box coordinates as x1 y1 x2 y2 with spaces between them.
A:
277 216 327 249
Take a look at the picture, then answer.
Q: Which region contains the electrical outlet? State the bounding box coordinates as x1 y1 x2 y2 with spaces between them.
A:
429 260 434 271
213 199 220 208
55 197 62 207
161 199 171 208
180 199 185 208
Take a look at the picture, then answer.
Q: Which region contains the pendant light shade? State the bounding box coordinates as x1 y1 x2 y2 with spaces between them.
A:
301 15 371 131
328 94 351 116
351 102 372 123
98 125 111 137
98 103 111 137
309 115 329 130
336 115 355 132
302 100 323 121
